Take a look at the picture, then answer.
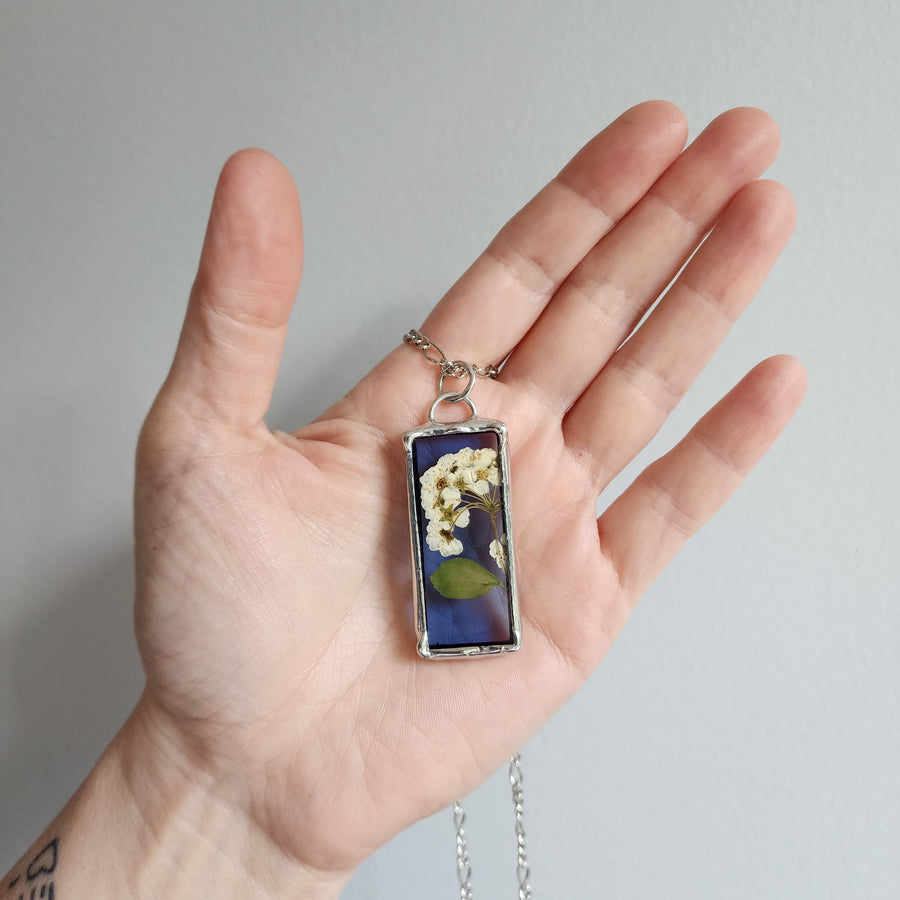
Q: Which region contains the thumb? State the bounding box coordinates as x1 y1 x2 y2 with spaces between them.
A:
159 148 303 433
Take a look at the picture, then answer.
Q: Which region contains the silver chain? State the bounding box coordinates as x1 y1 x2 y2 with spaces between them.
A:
453 753 534 899
453 800 474 900
509 754 534 900
404 329 501 379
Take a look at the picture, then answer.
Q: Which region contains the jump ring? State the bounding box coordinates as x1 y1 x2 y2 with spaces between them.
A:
429 391 478 425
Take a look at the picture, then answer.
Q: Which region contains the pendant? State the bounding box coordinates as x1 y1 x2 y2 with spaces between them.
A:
404 397 521 658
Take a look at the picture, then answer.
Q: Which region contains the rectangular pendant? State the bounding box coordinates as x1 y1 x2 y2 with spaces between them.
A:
404 418 521 658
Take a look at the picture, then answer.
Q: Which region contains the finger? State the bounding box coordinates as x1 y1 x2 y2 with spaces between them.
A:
417 101 688 367
566 179 797 488
502 108 781 412
598 356 806 604
160 149 303 431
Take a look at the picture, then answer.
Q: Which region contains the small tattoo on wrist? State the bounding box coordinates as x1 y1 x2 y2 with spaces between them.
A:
5 838 58 900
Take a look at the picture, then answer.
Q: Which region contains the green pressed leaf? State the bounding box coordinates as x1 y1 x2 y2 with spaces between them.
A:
430 557 502 599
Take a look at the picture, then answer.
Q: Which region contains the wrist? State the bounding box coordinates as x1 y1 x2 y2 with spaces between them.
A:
4 691 351 900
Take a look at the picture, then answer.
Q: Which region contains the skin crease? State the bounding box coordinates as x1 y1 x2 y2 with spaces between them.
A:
5 101 806 894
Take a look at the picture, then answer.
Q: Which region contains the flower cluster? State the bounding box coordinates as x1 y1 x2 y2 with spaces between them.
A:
420 447 502 560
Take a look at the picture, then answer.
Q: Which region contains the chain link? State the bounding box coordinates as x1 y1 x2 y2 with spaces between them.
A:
404 329 500 379
453 801 474 900
452 753 534 899
509 754 534 900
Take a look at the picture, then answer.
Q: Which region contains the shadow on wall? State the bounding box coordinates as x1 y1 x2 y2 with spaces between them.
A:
0 548 144 870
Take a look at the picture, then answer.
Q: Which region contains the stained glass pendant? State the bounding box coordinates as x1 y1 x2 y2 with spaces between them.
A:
404 418 521 658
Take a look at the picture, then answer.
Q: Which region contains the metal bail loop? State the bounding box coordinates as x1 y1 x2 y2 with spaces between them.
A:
428 391 478 425
429 360 478 424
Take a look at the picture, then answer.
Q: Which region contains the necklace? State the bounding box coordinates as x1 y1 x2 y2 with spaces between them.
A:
402 329 520 658
403 330 534 899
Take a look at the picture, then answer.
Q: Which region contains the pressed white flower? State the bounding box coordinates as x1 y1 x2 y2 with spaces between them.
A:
429 500 459 528
433 454 457 476
489 538 507 570
465 448 494 470
427 527 463 557
453 508 470 528
421 494 441 519
420 459 453 490
462 467 491 495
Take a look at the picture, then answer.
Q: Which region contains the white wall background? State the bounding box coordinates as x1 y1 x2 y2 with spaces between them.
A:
1 1 897 896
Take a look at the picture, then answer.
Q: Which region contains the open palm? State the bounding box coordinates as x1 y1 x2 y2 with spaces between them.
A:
132 102 804 878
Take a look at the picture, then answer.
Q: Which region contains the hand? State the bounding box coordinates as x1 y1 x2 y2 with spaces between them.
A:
131 101 804 883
